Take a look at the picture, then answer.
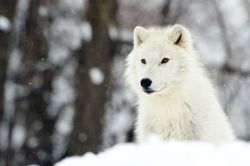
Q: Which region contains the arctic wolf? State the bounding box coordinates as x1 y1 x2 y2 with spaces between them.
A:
125 24 234 143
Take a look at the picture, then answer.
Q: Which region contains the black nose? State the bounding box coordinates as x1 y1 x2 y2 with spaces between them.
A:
140 78 152 89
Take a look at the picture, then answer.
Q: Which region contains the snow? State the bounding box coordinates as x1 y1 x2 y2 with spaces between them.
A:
4 81 16 120
14 0 30 36
224 77 250 138
56 139 250 166
109 26 133 42
184 1 226 67
50 18 83 50
58 0 87 12
106 110 132 138
0 15 11 32
48 67 75 117
103 56 135 148
218 0 248 29
38 6 49 17
80 22 92 41
11 124 26 150
55 106 74 135
53 106 74 159
48 0 87 65
27 137 39 149
48 44 70 65
193 28 226 67
143 0 165 9
89 67 104 85
7 49 22 74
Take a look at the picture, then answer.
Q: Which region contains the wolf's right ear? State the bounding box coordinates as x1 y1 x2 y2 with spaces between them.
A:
169 24 193 49
134 26 149 48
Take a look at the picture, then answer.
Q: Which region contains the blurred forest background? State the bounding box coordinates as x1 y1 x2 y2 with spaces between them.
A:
0 0 250 165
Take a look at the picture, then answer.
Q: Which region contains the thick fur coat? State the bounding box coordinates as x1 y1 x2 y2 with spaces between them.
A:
125 24 234 143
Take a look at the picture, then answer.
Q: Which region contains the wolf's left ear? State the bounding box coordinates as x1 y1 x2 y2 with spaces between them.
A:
134 26 149 48
169 24 193 49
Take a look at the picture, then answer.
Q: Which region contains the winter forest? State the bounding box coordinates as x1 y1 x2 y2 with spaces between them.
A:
1 0 250 165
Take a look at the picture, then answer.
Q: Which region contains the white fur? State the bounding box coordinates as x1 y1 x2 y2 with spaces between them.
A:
125 24 235 143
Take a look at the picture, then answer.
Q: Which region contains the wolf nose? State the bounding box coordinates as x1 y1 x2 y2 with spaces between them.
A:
140 78 152 88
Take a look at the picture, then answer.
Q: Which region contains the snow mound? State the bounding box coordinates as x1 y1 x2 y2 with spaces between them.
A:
56 140 250 166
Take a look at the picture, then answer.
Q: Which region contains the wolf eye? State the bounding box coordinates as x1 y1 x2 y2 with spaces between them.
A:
161 58 169 64
141 59 146 64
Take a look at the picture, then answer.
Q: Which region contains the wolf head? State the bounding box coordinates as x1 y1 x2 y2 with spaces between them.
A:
126 24 197 96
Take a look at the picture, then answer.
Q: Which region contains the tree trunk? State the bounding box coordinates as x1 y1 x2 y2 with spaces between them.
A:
68 0 117 155
1 0 55 165
0 0 17 165
19 0 55 165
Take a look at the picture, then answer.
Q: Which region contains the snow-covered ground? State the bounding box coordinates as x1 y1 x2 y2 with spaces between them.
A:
56 138 250 166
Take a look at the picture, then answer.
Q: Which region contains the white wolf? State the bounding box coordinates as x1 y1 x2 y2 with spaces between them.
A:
125 24 234 143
